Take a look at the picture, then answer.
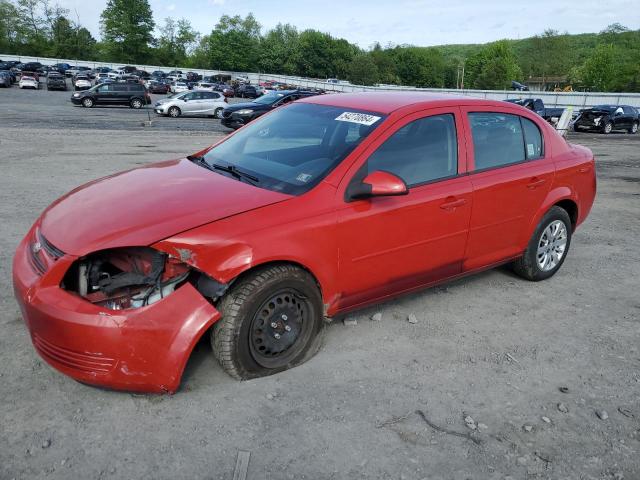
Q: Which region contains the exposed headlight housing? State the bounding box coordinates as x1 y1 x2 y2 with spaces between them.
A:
235 109 254 115
61 247 228 310
593 116 602 126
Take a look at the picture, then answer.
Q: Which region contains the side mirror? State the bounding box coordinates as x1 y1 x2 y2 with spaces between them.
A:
348 170 408 200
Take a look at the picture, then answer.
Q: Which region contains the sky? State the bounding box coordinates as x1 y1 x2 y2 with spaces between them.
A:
57 0 640 48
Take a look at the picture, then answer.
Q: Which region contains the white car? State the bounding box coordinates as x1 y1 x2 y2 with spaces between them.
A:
108 70 126 80
19 76 39 89
154 90 227 118
170 81 189 94
74 76 92 90
195 82 215 91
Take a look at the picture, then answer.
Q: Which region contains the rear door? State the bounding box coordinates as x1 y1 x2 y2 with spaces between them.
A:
461 108 555 270
336 108 472 309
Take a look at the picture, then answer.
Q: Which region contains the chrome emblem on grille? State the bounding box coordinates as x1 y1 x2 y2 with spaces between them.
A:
32 241 42 254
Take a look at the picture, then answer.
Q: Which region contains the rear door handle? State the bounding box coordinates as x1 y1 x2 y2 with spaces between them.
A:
526 177 546 189
440 197 467 210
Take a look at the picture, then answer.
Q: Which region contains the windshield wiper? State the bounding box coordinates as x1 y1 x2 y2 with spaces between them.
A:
211 163 259 184
187 156 259 185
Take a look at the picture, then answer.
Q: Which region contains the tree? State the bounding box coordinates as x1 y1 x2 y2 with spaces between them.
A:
100 0 154 63
578 43 616 91
465 40 522 89
194 13 260 71
156 17 199 66
258 23 300 74
348 54 378 85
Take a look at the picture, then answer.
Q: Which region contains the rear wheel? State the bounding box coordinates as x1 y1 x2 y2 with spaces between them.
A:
130 98 143 109
214 107 223 119
630 122 638 134
513 206 572 281
82 97 94 108
168 106 181 118
212 264 324 380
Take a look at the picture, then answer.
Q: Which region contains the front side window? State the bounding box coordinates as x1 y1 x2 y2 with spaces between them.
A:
365 114 458 187
202 103 385 195
469 113 526 170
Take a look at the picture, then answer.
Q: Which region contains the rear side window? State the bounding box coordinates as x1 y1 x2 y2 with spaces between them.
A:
622 106 637 115
469 113 526 170
366 114 458 187
521 117 543 159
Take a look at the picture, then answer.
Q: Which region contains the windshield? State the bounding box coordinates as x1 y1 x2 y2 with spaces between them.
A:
202 103 385 195
592 105 616 112
253 93 285 105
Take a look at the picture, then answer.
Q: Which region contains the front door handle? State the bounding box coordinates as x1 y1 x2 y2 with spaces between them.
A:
526 177 546 189
440 197 467 211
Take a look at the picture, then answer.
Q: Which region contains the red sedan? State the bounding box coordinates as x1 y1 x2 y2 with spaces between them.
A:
13 92 596 393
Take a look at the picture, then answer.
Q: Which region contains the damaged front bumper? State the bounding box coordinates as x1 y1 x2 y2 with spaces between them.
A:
12 224 222 393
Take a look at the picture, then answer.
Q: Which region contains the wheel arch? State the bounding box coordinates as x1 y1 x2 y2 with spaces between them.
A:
228 259 325 304
553 198 579 231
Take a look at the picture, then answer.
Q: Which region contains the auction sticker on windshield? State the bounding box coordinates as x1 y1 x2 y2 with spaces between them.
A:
335 112 381 126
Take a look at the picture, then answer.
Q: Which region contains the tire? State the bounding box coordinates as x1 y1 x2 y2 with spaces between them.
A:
629 122 638 134
82 97 94 108
168 106 181 118
212 264 324 380
130 98 143 109
602 121 613 134
512 206 572 281
214 107 223 119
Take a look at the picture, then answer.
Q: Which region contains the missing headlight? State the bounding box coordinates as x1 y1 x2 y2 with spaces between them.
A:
63 247 190 310
62 247 228 310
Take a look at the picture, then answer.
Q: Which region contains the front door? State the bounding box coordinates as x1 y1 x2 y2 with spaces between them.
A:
336 108 472 309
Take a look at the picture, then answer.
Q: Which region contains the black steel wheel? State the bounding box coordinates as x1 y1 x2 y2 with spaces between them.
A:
212 264 324 380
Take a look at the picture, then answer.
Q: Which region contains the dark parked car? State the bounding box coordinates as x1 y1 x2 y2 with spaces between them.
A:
221 90 319 129
151 70 166 78
46 72 67 90
573 105 639 134
0 71 11 87
505 98 565 123
147 80 170 94
234 84 259 99
71 82 151 109
19 62 44 74
51 63 71 74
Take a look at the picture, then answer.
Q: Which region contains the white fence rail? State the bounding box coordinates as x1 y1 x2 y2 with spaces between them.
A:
3 53 640 109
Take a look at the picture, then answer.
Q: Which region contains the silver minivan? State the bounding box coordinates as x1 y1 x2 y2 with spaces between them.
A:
154 90 227 118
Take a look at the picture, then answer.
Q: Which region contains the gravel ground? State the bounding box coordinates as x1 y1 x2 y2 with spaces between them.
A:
0 84 639 480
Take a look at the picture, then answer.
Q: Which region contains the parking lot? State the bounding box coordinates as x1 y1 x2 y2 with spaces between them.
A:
1 83 639 480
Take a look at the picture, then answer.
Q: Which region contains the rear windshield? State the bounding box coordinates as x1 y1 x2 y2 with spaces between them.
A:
203 103 385 195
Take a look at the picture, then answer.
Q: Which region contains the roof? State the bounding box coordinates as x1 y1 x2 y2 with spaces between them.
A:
300 91 497 115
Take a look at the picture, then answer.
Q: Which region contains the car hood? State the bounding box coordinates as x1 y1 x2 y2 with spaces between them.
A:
226 101 269 112
39 158 290 256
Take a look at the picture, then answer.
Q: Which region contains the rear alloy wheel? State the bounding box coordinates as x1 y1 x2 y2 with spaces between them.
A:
602 121 613 134
130 98 143 109
212 264 324 380
168 106 181 118
513 206 572 281
630 122 638 134
214 107 223 119
82 97 94 108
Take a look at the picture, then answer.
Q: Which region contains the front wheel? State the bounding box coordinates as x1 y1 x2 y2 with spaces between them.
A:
168 106 181 118
212 264 324 380
602 121 613 134
82 97 94 108
512 206 572 281
629 122 638 134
